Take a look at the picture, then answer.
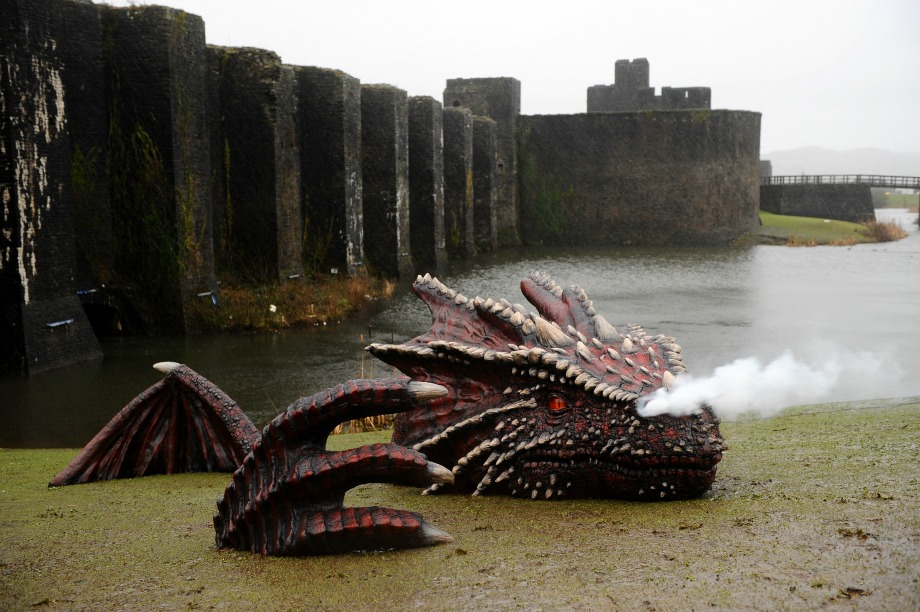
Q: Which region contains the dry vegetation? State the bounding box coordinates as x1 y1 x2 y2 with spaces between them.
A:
187 274 396 333
860 219 909 243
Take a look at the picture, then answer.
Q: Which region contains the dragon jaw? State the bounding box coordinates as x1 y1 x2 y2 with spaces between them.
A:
368 271 725 501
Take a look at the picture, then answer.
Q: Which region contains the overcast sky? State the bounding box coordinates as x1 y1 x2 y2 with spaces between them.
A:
102 0 919 155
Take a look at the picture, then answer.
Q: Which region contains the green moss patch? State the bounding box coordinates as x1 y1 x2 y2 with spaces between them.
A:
2 398 918 609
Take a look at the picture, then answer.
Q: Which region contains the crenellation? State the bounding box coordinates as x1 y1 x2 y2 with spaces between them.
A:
588 58 712 112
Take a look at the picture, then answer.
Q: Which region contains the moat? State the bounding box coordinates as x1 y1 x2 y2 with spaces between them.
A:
1 209 917 448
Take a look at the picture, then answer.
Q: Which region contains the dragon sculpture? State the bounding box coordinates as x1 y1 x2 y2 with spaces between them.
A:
51 272 725 556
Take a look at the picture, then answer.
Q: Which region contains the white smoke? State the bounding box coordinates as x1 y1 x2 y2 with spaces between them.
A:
637 349 907 420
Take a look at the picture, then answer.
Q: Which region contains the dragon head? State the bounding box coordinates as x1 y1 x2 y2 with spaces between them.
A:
368 272 725 501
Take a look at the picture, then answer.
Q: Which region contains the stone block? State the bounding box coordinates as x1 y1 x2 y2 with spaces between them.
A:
473 116 498 252
0 0 102 372
361 84 412 278
442 107 475 258
209 47 303 282
407 96 447 270
443 78 521 245
297 67 364 276
102 5 216 333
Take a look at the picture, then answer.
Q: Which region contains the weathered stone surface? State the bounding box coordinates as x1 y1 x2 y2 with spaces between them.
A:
472 116 498 252
297 67 364 276
444 78 521 246
60 0 114 293
0 0 102 373
208 47 303 281
361 84 412 278
102 5 216 332
407 96 447 270
442 107 474 258
760 184 875 223
518 110 762 245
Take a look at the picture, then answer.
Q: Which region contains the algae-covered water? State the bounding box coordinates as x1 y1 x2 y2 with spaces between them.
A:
1 398 917 609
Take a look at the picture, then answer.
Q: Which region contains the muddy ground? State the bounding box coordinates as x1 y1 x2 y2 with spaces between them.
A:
1 398 918 610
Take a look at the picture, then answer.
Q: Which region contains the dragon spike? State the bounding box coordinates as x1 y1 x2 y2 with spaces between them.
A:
520 271 599 339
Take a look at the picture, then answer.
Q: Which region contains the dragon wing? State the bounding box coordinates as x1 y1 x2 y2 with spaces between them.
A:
49 362 259 487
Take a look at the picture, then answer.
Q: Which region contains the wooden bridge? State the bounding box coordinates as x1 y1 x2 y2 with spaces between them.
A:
761 175 920 190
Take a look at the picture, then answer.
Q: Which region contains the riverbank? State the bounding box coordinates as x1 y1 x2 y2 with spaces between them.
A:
737 211 909 246
185 212 909 333
186 274 397 333
2 397 917 610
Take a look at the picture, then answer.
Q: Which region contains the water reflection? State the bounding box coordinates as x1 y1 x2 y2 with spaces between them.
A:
2 209 917 447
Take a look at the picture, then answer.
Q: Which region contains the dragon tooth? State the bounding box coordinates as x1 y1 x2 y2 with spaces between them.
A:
521 318 536 335
528 347 545 363
545 489 554 499
584 378 598 391
483 298 495 311
454 293 467 305
555 359 571 371
662 371 677 391
537 370 549 380
594 383 610 396
565 365 581 379
621 337 635 353
531 489 539 499
500 306 515 319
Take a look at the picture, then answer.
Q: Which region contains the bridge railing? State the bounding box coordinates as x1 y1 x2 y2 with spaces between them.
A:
761 175 920 189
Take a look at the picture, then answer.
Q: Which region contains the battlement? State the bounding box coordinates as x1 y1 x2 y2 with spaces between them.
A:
587 58 711 112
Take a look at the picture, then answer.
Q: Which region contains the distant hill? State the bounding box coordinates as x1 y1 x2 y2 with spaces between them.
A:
762 147 920 177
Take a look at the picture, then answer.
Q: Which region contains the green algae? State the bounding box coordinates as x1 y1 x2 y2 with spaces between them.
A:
2 398 918 609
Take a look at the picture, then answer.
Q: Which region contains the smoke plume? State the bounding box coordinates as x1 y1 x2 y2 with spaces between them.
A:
637 350 906 420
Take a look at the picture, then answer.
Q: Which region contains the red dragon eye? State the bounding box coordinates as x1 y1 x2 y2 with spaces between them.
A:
548 396 567 412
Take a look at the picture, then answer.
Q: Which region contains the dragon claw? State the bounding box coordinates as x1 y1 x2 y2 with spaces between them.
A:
214 377 455 555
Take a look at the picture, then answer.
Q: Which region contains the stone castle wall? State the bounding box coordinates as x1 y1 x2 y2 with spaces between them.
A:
3 0 762 372
518 110 762 245
760 184 875 223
